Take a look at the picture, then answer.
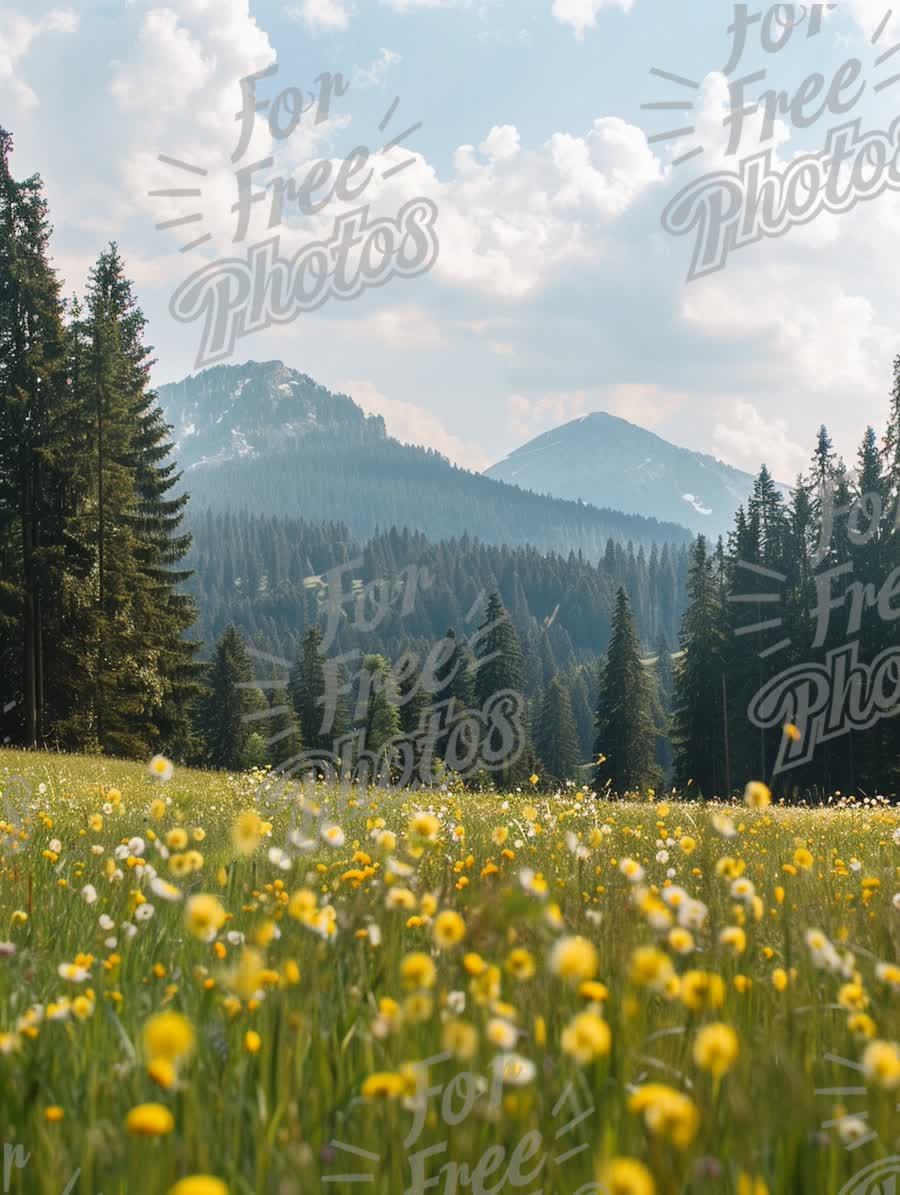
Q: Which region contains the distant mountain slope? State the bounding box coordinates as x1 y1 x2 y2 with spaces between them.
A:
158 362 692 556
486 412 782 538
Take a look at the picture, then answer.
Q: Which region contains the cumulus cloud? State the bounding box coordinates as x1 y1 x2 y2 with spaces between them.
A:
713 400 808 482
286 0 352 34
345 379 489 469
352 48 401 88
0 8 78 109
551 0 635 40
682 263 890 396
506 384 687 446
356 305 447 348
507 391 593 442
381 0 473 11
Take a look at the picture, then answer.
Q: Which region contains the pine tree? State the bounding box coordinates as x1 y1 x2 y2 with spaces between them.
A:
195 625 259 770
594 588 659 794
82 247 198 755
672 537 727 796
359 654 401 782
0 128 70 746
288 626 348 757
473 593 528 786
397 649 432 786
535 675 581 785
265 683 304 771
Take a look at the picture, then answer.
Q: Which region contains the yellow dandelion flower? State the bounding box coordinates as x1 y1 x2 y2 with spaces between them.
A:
126 1103 175 1136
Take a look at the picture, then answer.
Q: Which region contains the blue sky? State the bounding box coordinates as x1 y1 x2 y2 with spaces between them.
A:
3 0 900 481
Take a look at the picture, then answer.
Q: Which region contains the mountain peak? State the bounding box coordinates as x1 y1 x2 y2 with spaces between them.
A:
158 360 386 471
487 411 778 537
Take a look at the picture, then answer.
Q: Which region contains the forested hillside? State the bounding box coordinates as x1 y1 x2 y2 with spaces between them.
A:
186 509 690 668
159 362 693 556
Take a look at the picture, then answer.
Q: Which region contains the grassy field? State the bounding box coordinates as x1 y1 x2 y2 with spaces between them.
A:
0 748 897 1195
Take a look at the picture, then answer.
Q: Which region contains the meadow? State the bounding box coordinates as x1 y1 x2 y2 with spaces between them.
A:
0 748 897 1195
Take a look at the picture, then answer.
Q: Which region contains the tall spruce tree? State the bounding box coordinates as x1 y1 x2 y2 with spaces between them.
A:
0 128 70 746
81 247 198 756
535 675 581 785
473 593 529 786
594 588 659 794
195 625 259 770
672 537 727 796
265 683 304 771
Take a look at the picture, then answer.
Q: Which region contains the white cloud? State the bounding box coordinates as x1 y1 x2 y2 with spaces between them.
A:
352 48 401 88
713 401 808 482
357 305 446 347
506 384 687 447
287 0 352 34
479 125 520 162
551 0 634 40
110 10 212 113
381 0 472 11
682 264 889 396
0 8 78 109
344 379 489 470
507 391 593 442
416 116 662 297
847 0 900 39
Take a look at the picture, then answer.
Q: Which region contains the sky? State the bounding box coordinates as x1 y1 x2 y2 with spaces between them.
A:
3 0 900 481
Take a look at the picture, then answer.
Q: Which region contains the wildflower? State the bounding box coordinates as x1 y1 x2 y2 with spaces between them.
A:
744 781 771 808
149 755 174 782
126 1103 175 1136
433 910 466 949
793 847 813 870
442 1019 478 1061
491 1052 536 1086
505 948 536 980
408 812 440 841
619 857 645 884
561 1010 611 1065
169 1179 229 1195
737 1176 769 1195
362 1072 406 1099
711 811 737 838
57 962 89 983
629 1083 699 1149
184 895 226 942
549 936 599 983
143 1011 195 1063
719 926 746 955
668 927 694 955
693 1023 739 1077
321 824 345 848
44 1106 64 1123
167 828 189 851
598 1159 656 1195
151 877 182 902
400 952 436 991
244 1030 262 1054
862 1040 900 1089
680 971 725 1011
630 946 675 992
487 1018 518 1050
81 884 97 905
232 811 263 856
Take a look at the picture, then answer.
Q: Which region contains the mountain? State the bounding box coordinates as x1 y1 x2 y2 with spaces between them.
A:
485 412 783 538
158 361 692 556
160 360 386 469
